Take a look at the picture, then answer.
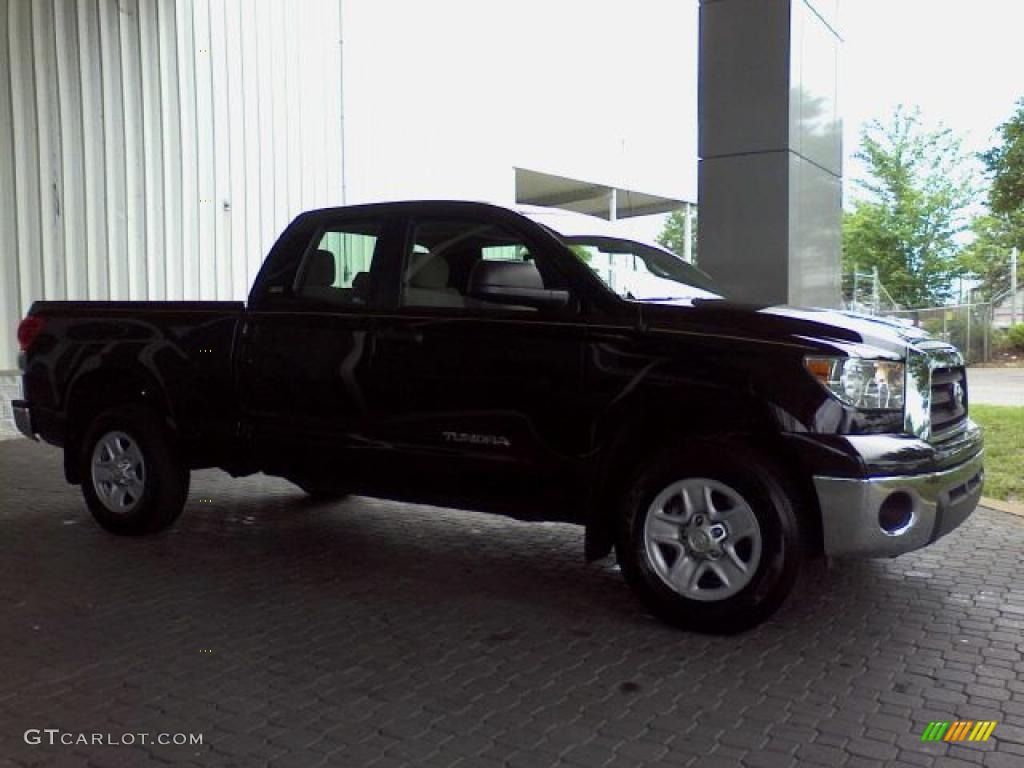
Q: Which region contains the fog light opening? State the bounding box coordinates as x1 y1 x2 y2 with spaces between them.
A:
879 491 914 534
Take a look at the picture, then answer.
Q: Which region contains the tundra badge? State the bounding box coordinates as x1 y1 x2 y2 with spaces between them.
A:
442 431 511 448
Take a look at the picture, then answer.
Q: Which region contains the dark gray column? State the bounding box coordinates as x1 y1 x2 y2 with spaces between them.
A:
698 0 842 308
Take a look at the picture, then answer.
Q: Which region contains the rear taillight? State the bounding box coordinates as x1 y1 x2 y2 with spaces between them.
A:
17 315 46 351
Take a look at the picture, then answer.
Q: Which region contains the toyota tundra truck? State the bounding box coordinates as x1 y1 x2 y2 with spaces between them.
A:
12 201 985 633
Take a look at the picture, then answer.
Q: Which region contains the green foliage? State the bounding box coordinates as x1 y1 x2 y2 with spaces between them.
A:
842 106 975 308
960 215 1016 300
656 208 697 262
969 405 1024 503
963 100 1024 303
982 98 1024 225
568 244 593 264
1005 323 1024 353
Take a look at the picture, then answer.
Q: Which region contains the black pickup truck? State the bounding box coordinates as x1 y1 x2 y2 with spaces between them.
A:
14 201 984 633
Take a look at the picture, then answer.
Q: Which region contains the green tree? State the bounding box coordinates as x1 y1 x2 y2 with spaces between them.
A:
568 243 594 264
656 207 697 262
966 99 1024 298
842 106 975 307
960 214 1016 300
983 98 1024 226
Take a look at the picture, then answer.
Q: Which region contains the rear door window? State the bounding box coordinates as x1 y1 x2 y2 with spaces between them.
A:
294 221 382 306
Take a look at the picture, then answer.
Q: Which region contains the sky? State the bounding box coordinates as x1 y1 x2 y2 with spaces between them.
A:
841 0 1023 200
341 0 1023 241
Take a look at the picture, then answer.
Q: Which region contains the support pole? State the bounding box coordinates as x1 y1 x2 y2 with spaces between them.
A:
697 0 842 307
683 202 693 264
966 292 972 363
338 0 347 203
1012 247 1019 326
984 303 990 363
872 266 879 315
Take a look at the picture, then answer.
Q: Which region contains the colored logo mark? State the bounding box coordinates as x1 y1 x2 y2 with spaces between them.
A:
921 721 997 742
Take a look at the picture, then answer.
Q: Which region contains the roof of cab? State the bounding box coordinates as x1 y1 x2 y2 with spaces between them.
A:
294 199 679 256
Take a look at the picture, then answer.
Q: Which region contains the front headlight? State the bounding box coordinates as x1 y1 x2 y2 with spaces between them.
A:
805 356 905 410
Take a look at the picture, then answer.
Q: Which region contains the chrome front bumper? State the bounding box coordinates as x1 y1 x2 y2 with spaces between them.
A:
813 449 984 558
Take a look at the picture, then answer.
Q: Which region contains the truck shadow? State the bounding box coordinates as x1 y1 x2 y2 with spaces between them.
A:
3 440 1019 766
3 442 1012 650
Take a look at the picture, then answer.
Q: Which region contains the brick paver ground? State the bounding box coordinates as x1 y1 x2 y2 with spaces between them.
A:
2 438 1023 768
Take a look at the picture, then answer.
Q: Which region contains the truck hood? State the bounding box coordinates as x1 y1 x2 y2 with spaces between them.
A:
639 299 932 357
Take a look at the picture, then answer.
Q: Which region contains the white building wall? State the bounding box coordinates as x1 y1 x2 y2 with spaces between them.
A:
0 0 346 371
341 0 698 212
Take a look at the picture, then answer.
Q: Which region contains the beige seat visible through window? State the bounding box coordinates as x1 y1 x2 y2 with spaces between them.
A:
302 249 342 302
404 252 465 308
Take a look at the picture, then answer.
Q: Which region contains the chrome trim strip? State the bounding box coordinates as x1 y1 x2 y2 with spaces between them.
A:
903 342 965 442
904 347 932 440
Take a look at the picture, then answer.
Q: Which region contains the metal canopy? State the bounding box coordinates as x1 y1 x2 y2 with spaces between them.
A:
514 168 691 221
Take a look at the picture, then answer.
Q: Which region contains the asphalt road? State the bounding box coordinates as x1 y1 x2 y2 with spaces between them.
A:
2 438 1024 768
968 368 1024 407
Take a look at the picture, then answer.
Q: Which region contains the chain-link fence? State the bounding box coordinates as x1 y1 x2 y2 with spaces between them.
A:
876 303 997 365
842 267 1013 365
842 267 902 316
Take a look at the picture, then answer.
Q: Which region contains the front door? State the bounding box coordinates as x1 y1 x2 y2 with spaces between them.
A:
371 212 588 518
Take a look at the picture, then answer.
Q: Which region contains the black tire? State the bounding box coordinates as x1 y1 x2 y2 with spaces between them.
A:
80 405 189 535
616 444 802 634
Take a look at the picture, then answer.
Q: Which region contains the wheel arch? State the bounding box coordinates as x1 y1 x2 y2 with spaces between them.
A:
585 414 824 562
62 367 176 484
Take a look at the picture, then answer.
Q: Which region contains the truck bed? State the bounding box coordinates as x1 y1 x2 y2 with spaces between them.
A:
21 300 245 464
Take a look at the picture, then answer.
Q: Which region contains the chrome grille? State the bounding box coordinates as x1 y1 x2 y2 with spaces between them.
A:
930 366 967 440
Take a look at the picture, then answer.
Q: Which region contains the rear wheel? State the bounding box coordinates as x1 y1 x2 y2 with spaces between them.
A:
80 406 189 535
616 446 802 634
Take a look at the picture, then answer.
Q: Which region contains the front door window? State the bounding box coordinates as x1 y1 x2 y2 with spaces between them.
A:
399 219 570 313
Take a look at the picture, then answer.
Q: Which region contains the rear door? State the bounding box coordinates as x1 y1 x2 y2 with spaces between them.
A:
371 211 589 515
238 213 403 482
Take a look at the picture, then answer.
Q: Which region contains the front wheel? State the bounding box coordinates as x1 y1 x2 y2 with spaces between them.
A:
80 406 189 535
616 446 802 634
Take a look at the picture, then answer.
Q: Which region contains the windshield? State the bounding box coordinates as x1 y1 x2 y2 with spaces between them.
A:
562 236 723 302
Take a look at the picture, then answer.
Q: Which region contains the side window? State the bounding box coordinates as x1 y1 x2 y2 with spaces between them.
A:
294 221 381 306
400 218 570 312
